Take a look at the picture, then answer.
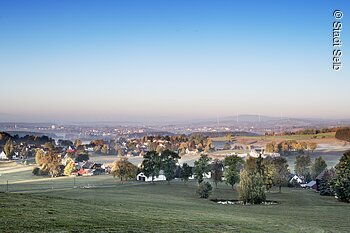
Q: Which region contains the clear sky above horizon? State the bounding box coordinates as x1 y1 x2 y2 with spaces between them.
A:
0 0 349 123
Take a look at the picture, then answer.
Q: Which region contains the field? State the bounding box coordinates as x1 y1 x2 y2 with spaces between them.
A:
1 169 350 232
209 134 349 171
1 137 349 233
239 132 336 141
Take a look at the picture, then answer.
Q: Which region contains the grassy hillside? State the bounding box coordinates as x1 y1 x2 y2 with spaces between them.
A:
1 180 349 232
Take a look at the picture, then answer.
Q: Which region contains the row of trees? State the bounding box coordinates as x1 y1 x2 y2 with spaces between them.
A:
294 154 327 181
264 127 338 136
141 150 181 183
265 140 317 155
181 154 290 202
0 132 54 146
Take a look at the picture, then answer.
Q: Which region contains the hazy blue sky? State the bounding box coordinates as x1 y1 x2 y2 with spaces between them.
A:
0 0 349 122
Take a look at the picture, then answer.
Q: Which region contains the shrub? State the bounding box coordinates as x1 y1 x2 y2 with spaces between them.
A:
197 181 213 199
32 167 40 176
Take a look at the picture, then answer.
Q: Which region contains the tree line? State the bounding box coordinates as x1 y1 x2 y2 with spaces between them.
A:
265 140 317 155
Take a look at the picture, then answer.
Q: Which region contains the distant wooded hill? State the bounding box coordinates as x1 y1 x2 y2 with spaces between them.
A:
0 131 54 146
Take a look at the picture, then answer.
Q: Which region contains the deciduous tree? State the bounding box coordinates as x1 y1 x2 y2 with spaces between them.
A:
180 163 192 183
294 154 311 179
194 154 212 185
64 157 76 176
224 155 243 190
307 142 317 154
111 157 137 181
160 149 180 183
238 167 266 204
311 156 327 179
141 151 161 183
211 159 224 188
74 139 82 148
272 157 290 193
4 139 14 159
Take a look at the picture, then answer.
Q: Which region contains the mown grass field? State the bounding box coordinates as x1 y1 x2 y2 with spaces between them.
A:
1 175 350 233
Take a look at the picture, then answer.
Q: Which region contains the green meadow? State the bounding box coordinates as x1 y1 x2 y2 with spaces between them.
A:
1 173 349 233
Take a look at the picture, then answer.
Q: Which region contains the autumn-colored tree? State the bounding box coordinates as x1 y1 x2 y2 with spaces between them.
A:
307 142 317 154
64 157 76 176
204 139 213 153
156 145 165 154
43 142 55 150
101 144 109 154
265 142 278 153
226 133 233 142
35 149 45 166
111 157 137 181
74 139 82 148
43 150 62 177
147 141 158 151
272 157 290 193
4 139 14 159
179 142 188 155
196 143 203 152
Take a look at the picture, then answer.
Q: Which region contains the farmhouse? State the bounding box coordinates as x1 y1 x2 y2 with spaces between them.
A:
289 174 304 184
0 151 7 160
250 148 280 158
137 171 166 182
76 161 105 176
305 180 317 190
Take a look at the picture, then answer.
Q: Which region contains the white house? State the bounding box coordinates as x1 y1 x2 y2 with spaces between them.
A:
0 151 7 160
289 174 304 184
249 149 280 158
12 152 19 160
305 180 317 189
189 171 211 180
137 171 166 182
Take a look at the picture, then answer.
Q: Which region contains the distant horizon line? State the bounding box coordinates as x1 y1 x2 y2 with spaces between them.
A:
1 114 350 126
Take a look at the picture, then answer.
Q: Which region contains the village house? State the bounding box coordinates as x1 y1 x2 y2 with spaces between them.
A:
289 174 304 185
137 170 166 182
0 151 7 160
305 180 317 190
